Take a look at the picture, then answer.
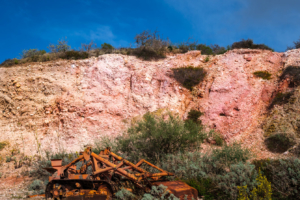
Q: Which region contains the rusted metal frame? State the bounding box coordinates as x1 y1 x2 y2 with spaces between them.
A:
135 159 144 167
93 160 124 176
91 157 97 172
60 155 84 174
134 172 174 177
109 152 148 174
140 159 166 173
91 152 139 182
93 167 114 175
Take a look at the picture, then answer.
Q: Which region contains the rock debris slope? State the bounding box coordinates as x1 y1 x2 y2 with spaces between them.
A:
0 49 299 155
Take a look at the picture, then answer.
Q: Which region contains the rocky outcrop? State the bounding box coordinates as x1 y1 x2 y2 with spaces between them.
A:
0 49 299 155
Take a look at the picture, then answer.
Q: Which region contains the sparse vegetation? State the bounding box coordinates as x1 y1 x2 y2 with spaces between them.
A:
133 30 169 59
80 40 97 52
280 66 300 87
287 37 300 50
187 109 203 124
196 44 214 55
253 71 272 80
253 158 300 199
141 185 180 200
0 30 232 67
60 50 89 60
269 92 293 108
28 180 44 195
231 39 274 51
101 42 114 53
204 55 210 62
47 38 71 53
172 66 207 91
208 130 224 146
0 141 9 151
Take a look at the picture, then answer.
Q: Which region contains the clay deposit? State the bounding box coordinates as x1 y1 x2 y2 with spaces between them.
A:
1 49 300 156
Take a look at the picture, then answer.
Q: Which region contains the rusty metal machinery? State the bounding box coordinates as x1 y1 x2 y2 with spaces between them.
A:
42 147 197 200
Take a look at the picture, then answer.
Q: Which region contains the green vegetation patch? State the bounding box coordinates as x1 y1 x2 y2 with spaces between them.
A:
208 130 224 146
280 66 300 87
0 141 9 151
253 158 300 199
172 66 207 91
231 39 274 51
269 92 293 109
253 71 272 80
187 109 203 124
116 112 207 163
60 50 89 60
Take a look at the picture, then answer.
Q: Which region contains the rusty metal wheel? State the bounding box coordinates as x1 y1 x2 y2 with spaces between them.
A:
97 184 113 200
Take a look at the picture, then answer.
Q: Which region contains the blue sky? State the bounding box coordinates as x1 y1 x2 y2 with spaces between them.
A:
1 0 300 63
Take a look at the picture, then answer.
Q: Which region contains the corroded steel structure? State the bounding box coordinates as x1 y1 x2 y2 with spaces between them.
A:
42 147 197 200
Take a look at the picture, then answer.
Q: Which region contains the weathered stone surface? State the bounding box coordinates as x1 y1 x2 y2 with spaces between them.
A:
0 49 299 155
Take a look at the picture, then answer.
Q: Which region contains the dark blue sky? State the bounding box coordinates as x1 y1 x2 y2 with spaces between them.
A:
1 0 300 63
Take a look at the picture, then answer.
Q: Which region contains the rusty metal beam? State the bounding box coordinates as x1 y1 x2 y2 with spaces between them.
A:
91 152 139 182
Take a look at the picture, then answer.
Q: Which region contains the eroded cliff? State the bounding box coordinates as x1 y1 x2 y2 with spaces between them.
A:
1 49 300 156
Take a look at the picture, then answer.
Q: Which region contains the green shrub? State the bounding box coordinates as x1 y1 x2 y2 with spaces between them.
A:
0 58 20 67
231 39 273 51
21 49 46 60
196 44 213 55
161 151 218 180
210 44 228 55
167 45 173 51
204 56 210 62
161 147 254 200
184 178 215 200
141 185 179 200
101 43 114 53
253 158 300 199
216 163 258 200
211 143 251 167
264 133 296 153
172 66 207 91
81 40 97 52
28 179 44 194
253 71 272 80
237 169 272 200
287 37 300 50
48 38 71 53
134 30 169 59
6 156 11 163
115 188 137 200
29 159 51 180
208 130 224 146
116 112 206 163
60 50 89 60
269 92 293 109
0 141 9 151
280 66 300 87
187 109 203 124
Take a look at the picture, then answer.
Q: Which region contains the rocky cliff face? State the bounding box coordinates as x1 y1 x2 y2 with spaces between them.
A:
0 49 299 156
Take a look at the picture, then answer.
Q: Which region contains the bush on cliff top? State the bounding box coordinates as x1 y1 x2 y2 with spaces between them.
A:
287 37 300 50
231 39 274 51
133 30 169 60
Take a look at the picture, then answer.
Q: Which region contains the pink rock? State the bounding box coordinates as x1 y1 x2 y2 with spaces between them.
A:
0 49 298 155
244 55 252 61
